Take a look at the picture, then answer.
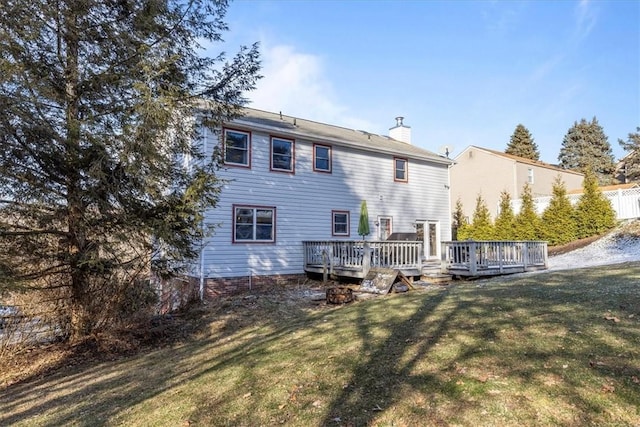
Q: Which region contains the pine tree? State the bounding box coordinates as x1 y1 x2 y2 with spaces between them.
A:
506 124 540 160
558 117 616 184
514 183 540 240
494 191 516 240
464 195 494 240
452 198 467 240
0 1 261 341
540 176 576 245
574 170 616 238
618 127 640 182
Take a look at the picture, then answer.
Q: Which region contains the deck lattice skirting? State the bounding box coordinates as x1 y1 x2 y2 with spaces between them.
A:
303 240 548 279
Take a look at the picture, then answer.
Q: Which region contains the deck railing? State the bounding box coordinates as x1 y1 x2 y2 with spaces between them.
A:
442 240 548 276
303 240 548 278
303 240 422 275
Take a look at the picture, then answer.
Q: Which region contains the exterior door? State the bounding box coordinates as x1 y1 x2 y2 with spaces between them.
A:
417 220 440 260
378 216 392 240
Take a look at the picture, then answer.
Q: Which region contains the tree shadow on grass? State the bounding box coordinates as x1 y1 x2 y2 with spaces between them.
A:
1 265 639 426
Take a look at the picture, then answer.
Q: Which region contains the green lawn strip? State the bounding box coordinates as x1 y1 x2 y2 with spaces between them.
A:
1 263 639 426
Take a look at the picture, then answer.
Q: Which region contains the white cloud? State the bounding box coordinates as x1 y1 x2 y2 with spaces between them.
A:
247 43 378 133
573 0 597 42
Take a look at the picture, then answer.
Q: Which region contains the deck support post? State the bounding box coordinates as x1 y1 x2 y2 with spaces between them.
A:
469 241 477 276
362 242 371 278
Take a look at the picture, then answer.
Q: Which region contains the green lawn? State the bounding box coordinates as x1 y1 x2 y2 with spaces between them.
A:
1 263 639 426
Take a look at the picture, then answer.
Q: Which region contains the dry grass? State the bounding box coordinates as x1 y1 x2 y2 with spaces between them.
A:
1 265 639 426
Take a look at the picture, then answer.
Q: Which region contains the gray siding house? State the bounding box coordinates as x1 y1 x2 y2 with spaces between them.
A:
193 108 453 295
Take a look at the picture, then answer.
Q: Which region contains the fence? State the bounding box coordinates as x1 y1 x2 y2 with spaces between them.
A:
512 187 640 220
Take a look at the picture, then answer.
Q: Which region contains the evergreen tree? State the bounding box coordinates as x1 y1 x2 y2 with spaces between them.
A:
574 170 616 238
540 176 576 245
0 0 261 341
558 117 616 185
452 198 467 240
463 195 494 240
506 124 540 160
618 127 640 182
514 183 540 240
494 191 516 240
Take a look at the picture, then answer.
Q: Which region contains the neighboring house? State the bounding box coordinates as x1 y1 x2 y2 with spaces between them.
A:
192 108 454 296
615 152 639 184
450 146 584 221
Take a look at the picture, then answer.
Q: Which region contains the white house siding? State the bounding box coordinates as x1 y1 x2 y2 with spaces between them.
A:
198 127 451 279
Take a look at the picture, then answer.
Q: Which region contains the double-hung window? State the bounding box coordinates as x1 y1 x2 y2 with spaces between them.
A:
271 137 294 172
332 211 350 236
394 157 408 182
313 144 332 173
233 205 275 243
224 129 250 167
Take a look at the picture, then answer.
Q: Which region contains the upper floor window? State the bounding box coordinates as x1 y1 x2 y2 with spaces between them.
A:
394 157 408 182
233 205 275 243
332 210 350 236
223 129 250 167
314 144 332 173
527 168 534 184
271 137 294 173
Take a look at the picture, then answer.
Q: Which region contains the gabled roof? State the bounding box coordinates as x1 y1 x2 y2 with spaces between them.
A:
226 107 453 165
460 145 583 176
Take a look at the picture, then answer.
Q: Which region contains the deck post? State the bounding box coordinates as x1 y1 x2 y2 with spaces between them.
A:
523 243 529 269
362 242 371 277
469 241 477 276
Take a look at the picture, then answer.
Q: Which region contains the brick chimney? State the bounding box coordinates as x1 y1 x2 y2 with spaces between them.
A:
389 116 411 144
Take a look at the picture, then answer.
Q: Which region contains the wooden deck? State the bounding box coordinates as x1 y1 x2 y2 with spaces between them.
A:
442 240 548 276
303 240 548 279
303 240 424 279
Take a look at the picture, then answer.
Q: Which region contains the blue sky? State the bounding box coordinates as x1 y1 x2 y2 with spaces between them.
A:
217 0 639 164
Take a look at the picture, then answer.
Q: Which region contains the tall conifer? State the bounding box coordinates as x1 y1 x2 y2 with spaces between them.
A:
0 0 261 340
506 124 540 160
514 184 540 240
558 117 615 184
540 177 576 245
574 170 616 238
494 191 516 240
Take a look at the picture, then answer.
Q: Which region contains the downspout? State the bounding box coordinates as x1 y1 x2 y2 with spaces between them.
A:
199 125 207 301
